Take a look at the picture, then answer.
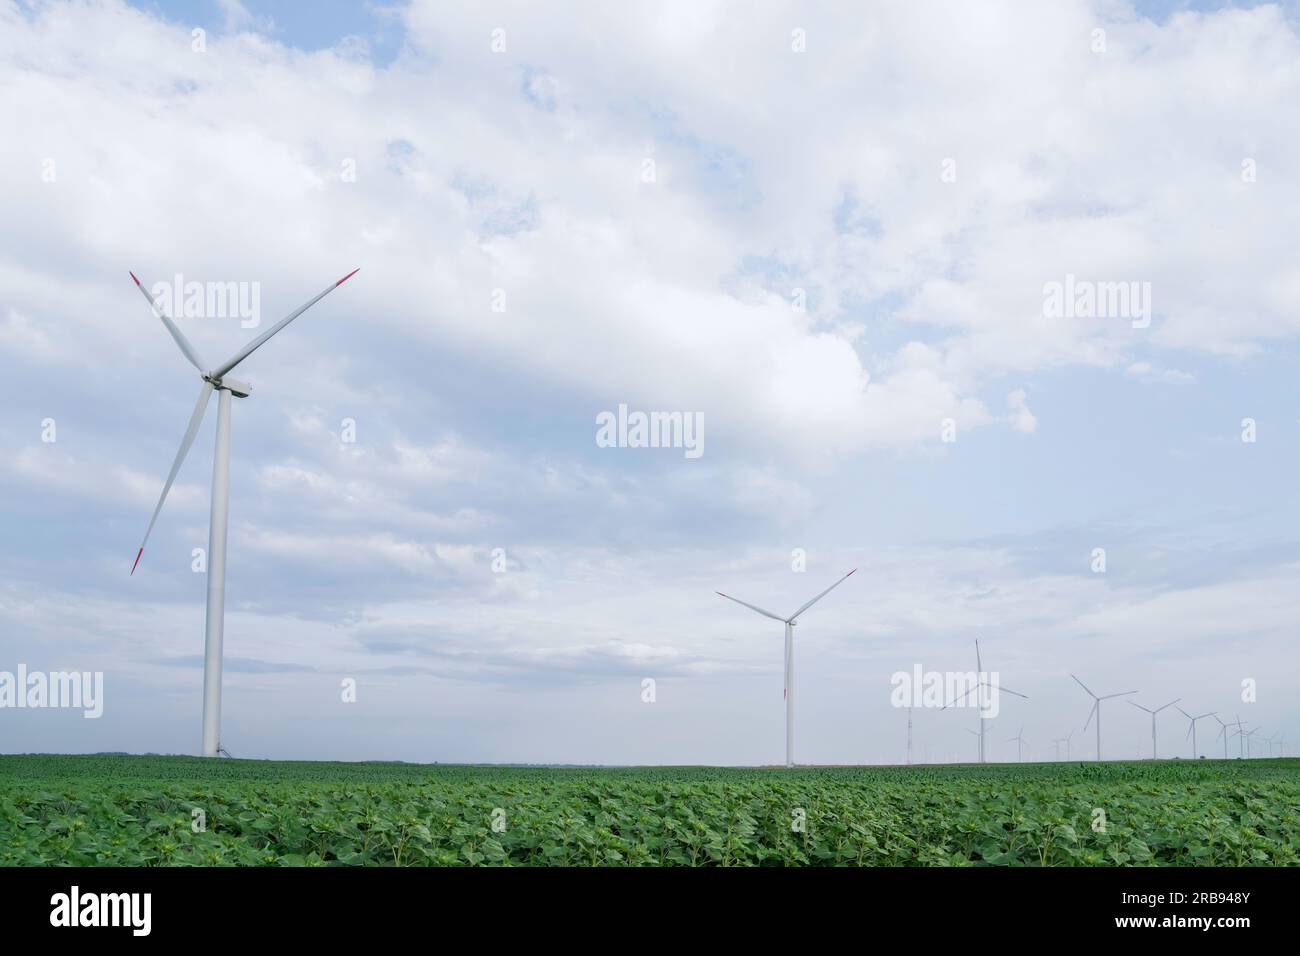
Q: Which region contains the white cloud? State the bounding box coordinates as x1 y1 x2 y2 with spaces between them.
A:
6 1 1295 469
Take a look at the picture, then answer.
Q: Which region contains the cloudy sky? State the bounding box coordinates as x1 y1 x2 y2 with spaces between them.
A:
2 0 1298 764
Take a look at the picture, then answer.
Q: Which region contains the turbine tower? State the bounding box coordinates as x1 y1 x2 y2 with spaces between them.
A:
906 705 913 765
1128 698 1180 759
1071 674 1137 761
1176 707 1215 759
942 640 1028 763
130 268 359 756
716 568 856 768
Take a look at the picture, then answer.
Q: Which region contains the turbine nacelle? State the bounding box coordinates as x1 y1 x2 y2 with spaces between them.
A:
203 373 252 398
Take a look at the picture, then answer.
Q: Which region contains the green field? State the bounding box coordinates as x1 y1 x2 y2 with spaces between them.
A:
2 754 1298 866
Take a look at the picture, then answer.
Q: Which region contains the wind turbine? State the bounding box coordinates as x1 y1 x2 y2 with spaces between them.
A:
1176 707 1215 759
1051 729 1075 761
942 640 1028 763
1128 698 1180 759
129 268 359 757
1227 715 1248 757
1212 715 1232 759
1007 726 1028 762
1240 726 1260 758
1071 674 1137 761
716 568 856 768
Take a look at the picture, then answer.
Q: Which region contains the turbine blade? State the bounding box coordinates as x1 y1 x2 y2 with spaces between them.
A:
132 380 214 574
130 272 208 372
1102 690 1138 699
1070 674 1096 698
1186 722 1194 741
1128 701 1152 713
787 568 856 621
1176 706 1193 720
716 592 785 622
942 684 979 711
1083 701 1098 731
1156 698 1180 712
975 639 983 674
990 682 1028 700
211 269 358 379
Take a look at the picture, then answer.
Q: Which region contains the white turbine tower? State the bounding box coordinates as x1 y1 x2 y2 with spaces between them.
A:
905 704 913 765
942 640 1028 763
1176 707 1215 759
1071 674 1137 761
716 568 856 768
1128 698 1180 759
129 268 359 757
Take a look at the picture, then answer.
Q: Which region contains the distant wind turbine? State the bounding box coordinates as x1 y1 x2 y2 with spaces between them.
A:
1071 674 1137 761
942 640 1028 763
1228 715 1248 758
716 568 856 768
1212 715 1232 759
1176 707 1215 759
129 268 359 756
1007 726 1028 762
1051 732 1075 761
1240 726 1260 758
1128 698 1180 759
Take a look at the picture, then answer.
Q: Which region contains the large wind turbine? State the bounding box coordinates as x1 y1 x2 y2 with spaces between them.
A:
130 268 359 757
941 640 1028 763
1176 707 1215 759
1071 674 1137 761
1128 698 1180 759
716 568 856 768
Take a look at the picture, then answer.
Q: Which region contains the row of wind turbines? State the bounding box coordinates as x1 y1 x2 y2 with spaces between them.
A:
933 659 1286 764
715 575 1289 768
128 274 1285 768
